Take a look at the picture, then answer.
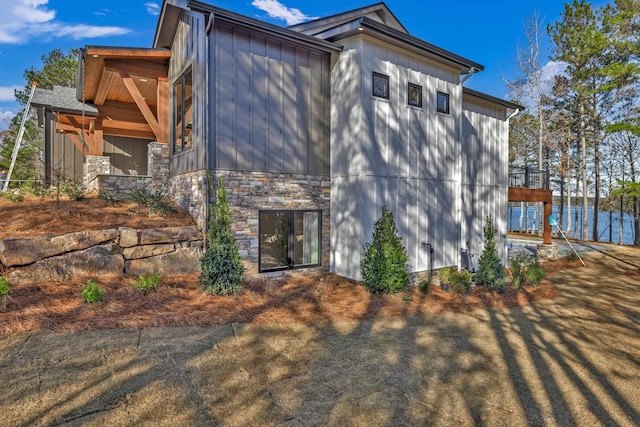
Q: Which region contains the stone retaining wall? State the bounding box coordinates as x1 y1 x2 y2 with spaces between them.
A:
1 226 203 284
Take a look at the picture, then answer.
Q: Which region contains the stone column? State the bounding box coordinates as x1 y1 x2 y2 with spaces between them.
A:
83 156 111 191
147 142 170 191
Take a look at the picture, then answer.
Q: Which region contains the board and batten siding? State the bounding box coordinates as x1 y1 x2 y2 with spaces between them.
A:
169 11 207 176
46 112 84 181
103 136 151 176
461 95 509 263
331 35 463 280
211 23 330 175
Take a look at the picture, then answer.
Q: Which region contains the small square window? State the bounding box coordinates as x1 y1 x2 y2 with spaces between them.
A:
437 91 450 114
408 83 422 107
372 72 389 99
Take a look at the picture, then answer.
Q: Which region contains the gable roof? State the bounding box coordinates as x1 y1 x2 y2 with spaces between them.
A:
31 86 98 116
288 2 408 36
154 0 342 54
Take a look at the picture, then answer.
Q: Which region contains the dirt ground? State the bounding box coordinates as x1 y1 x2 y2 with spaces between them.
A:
1 194 639 425
1 246 639 425
0 193 194 239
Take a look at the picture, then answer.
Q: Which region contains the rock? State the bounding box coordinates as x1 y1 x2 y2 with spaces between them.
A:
8 244 124 284
119 228 140 248
138 226 201 245
123 244 177 260
125 247 202 276
0 229 119 267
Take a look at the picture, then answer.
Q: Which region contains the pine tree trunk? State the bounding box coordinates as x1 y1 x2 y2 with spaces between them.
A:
580 101 589 241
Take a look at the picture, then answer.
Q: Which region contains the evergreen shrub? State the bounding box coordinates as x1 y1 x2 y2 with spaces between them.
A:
476 215 506 292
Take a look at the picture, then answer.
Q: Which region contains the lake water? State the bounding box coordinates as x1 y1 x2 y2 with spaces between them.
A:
508 204 636 245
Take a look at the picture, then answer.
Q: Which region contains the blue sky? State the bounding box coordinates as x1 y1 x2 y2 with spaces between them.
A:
0 0 609 130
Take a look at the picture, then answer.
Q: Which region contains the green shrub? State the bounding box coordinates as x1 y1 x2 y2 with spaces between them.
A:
60 180 84 201
526 260 545 287
4 192 24 203
98 190 120 204
200 174 245 295
439 267 451 284
0 277 11 298
450 270 472 294
132 273 161 293
130 186 174 216
418 278 432 294
360 206 410 294
82 280 104 303
509 254 531 288
476 215 505 292
19 178 37 195
563 249 578 262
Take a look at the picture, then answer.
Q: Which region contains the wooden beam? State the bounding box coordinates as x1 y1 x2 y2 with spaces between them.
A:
157 77 168 143
105 59 168 79
508 187 552 203
118 70 162 141
102 127 155 140
94 69 113 106
68 116 102 156
98 101 151 124
86 47 172 59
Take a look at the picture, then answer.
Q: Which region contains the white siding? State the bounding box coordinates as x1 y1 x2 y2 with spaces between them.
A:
331 35 465 280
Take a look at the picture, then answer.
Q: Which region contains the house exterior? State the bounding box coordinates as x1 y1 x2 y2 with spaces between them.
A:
59 1 521 281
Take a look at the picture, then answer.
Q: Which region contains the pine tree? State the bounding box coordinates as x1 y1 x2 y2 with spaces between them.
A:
476 215 505 292
360 206 409 294
199 174 245 295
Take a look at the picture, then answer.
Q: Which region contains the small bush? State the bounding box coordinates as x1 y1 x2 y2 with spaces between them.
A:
439 267 451 284
19 179 37 195
82 280 104 303
360 206 410 294
5 192 24 203
132 273 161 293
98 190 120 204
509 254 531 288
476 215 505 292
0 277 11 298
450 270 472 295
60 180 84 201
563 249 578 262
418 278 432 294
130 186 174 216
526 260 545 287
200 174 245 295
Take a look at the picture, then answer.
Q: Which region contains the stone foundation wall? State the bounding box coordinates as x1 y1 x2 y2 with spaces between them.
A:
89 175 153 195
83 156 111 191
147 142 170 191
170 170 208 232
216 170 331 278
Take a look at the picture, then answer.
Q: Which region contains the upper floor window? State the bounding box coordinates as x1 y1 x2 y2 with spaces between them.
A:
174 68 193 152
437 91 450 114
408 83 422 107
372 72 389 99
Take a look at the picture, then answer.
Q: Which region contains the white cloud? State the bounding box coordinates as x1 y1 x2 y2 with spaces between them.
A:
0 86 20 102
0 111 15 127
0 0 130 44
251 0 317 26
144 2 160 16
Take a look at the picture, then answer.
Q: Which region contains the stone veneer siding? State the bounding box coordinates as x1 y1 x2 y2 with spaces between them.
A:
170 170 208 232
217 170 331 278
83 156 111 191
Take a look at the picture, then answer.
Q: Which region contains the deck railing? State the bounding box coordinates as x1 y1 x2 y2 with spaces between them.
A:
508 166 549 190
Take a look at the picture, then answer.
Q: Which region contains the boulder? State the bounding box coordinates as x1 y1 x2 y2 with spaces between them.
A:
125 247 202 276
0 229 119 267
123 243 177 260
138 227 201 245
8 244 124 284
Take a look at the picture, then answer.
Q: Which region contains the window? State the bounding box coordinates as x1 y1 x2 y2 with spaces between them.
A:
174 68 193 152
437 91 450 114
372 72 389 99
259 210 321 272
408 83 422 107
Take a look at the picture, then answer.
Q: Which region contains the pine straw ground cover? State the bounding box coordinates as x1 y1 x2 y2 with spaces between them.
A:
0 267 565 334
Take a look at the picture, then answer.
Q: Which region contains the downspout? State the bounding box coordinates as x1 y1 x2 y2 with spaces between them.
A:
459 67 477 85
455 67 477 270
203 12 214 246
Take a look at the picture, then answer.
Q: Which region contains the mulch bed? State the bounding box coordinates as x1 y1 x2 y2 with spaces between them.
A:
0 272 561 334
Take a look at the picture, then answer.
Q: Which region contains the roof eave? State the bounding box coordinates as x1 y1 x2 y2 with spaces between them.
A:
463 87 524 110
